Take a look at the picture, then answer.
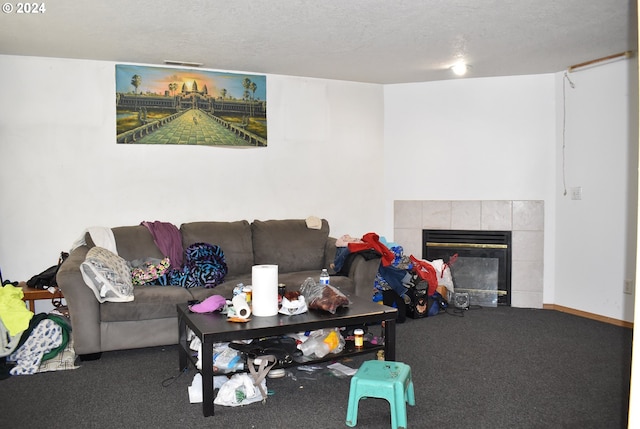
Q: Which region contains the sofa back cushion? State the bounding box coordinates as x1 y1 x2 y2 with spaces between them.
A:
112 226 164 261
180 221 253 277
252 219 329 273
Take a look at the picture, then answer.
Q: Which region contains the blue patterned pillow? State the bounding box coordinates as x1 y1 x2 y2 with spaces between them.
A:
161 243 228 289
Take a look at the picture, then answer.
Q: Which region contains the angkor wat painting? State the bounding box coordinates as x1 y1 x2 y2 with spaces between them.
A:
115 64 267 147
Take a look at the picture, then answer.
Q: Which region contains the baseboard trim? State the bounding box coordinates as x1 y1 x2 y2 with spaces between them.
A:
543 304 633 329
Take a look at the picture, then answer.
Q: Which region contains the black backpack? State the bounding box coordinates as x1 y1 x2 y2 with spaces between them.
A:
406 278 447 318
229 336 303 367
26 252 69 289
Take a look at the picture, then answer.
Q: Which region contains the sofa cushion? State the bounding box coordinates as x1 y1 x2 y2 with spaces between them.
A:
112 225 164 261
180 221 253 278
188 281 240 302
252 219 329 273
100 285 192 322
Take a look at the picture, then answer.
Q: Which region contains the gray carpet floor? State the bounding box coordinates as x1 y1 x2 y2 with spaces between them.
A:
0 306 632 429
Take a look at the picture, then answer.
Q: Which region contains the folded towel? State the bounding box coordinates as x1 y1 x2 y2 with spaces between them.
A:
71 226 117 254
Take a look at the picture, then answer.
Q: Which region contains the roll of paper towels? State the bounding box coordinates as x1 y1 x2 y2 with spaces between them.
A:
251 264 279 316
232 294 252 319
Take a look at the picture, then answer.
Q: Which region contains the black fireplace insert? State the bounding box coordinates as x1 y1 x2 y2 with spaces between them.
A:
423 229 511 306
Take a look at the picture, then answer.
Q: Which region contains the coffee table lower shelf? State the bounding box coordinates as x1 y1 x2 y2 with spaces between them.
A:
177 299 397 417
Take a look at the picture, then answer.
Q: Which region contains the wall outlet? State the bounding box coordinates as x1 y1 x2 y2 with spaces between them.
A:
624 279 634 295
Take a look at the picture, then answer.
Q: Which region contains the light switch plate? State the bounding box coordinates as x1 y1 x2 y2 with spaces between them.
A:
570 187 582 200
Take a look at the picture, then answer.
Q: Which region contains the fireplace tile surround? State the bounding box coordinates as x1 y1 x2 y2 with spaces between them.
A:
394 200 544 309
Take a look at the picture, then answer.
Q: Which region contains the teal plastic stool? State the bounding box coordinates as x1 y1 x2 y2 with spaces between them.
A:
346 360 415 429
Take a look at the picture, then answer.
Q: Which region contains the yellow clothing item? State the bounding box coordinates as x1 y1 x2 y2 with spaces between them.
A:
0 284 33 336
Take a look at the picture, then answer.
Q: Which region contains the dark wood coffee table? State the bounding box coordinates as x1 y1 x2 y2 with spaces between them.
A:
177 296 398 416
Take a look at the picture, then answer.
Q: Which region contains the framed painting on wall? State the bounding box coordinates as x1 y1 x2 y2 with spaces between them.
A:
115 64 267 147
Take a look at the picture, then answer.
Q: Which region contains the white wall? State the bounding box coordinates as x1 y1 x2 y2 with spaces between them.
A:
554 60 638 321
383 63 637 322
383 73 557 307
1 54 636 322
0 55 386 312
630 48 640 426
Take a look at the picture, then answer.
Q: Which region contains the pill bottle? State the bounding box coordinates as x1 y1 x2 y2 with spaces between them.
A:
354 328 364 348
243 286 252 303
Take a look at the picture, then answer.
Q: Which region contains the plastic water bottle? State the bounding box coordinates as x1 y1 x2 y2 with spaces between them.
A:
320 268 330 285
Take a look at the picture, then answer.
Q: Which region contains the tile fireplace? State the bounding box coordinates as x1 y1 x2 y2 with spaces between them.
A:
394 200 544 309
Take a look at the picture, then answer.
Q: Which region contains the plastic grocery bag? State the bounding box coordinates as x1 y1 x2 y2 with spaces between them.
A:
429 258 455 295
214 373 266 407
278 295 308 315
299 277 350 314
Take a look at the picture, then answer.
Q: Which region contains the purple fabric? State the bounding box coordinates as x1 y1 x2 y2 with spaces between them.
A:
140 221 184 269
189 295 226 313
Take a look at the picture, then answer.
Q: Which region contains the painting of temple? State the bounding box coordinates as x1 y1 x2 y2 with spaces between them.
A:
115 64 267 147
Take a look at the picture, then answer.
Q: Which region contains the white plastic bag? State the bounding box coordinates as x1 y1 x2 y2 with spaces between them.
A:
188 373 228 403
214 373 266 407
278 295 308 315
430 259 455 294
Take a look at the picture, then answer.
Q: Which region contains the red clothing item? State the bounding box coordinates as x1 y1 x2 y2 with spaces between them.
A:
347 232 395 266
409 255 438 296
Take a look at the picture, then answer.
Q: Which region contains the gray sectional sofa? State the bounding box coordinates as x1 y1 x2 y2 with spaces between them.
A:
56 219 380 357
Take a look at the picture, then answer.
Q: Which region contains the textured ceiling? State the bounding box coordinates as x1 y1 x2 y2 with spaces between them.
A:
0 0 636 83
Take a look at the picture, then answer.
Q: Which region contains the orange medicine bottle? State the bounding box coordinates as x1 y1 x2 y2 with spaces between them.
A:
354 329 364 348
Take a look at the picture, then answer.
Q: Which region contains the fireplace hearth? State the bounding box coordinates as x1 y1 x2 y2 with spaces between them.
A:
423 229 512 307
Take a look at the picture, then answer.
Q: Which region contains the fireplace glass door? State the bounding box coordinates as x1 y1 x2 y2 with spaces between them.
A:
423 230 511 307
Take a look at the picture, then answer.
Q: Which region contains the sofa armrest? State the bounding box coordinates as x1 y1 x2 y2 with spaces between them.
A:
324 237 338 270
56 245 102 355
347 253 381 298
325 237 381 298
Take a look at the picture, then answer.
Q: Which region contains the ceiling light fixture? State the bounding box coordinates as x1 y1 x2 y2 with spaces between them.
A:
450 61 470 76
164 60 204 67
